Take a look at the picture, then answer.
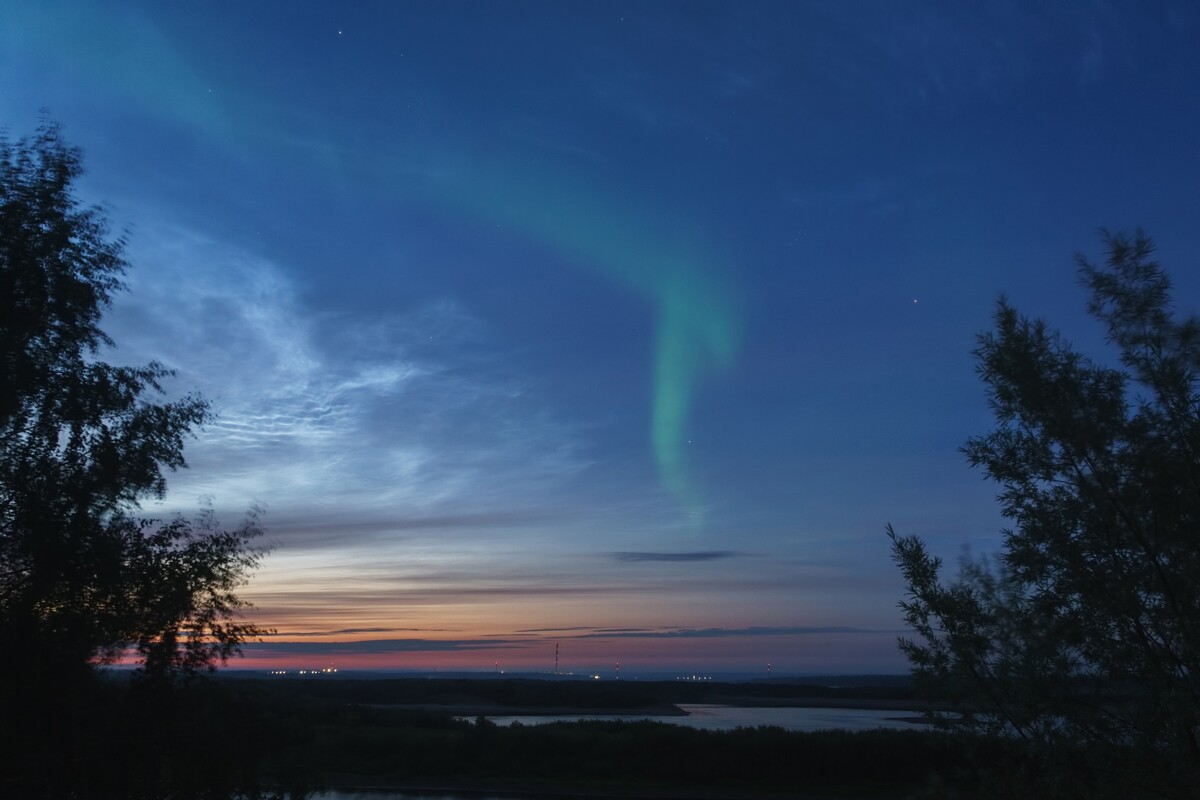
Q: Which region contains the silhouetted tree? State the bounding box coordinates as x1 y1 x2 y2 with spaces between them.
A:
0 121 267 685
890 231 1200 798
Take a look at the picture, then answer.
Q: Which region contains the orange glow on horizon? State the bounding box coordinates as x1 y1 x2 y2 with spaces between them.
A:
222 629 906 674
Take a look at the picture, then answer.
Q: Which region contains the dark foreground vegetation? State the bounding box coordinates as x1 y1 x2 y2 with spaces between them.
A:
241 673 919 713
4 673 1007 799
8 671 1192 799
888 232 1200 799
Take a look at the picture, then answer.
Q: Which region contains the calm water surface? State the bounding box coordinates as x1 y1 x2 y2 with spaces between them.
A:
483 703 922 732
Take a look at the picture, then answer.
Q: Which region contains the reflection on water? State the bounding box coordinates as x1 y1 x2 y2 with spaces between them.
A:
483 703 922 732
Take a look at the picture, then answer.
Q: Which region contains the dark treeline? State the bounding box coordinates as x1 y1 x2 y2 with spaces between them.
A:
7 675 276 799
649 678 916 706
253 675 666 710
5 673 987 799
9 670 1144 799
241 675 917 711
224 676 979 798
216 676 1168 798
272 711 980 797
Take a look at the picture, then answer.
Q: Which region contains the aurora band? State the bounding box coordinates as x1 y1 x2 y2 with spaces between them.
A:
1 2 742 520
430 161 741 523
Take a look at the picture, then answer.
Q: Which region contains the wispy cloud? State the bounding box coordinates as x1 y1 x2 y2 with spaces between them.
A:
612 551 744 563
245 637 535 655
574 625 893 639
515 626 612 634
256 509 564 551
104 224 590 535
247 575 798 607
265 627 462 637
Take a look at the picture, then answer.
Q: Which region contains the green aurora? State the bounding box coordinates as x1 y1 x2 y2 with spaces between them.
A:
3 2 743 521
430 162 742 521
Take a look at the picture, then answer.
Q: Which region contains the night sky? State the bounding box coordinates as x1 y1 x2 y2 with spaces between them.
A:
5 2 1200 674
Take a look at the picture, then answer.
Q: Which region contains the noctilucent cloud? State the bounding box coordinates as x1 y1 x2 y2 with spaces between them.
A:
4 2 1199 674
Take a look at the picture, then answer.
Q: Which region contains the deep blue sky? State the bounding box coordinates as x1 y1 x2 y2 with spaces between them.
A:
4 1 1199 673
